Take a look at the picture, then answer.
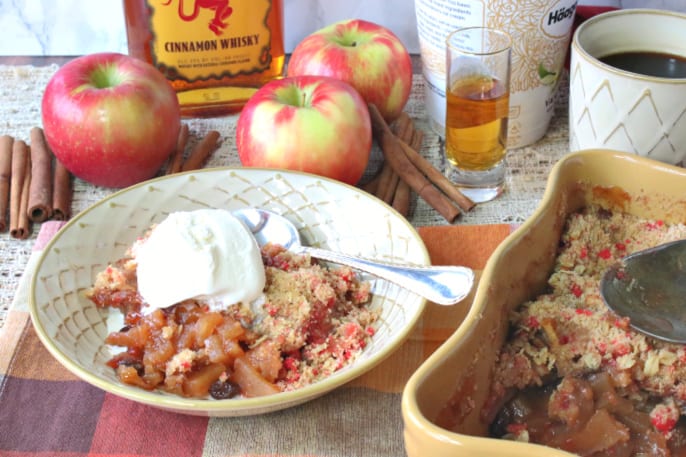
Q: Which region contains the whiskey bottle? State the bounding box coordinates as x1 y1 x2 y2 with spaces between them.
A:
123 0 285 117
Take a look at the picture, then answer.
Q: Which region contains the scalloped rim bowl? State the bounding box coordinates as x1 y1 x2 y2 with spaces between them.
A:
29 167 429 416
402 149 686 456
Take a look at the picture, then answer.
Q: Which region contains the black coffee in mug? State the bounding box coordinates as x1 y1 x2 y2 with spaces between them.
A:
599 51 686 78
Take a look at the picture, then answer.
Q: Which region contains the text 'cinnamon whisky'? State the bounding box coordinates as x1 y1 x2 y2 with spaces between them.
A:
124 0 285 117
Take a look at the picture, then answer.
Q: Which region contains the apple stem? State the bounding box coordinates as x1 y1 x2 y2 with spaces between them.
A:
335 31 360 48
91 64 124 89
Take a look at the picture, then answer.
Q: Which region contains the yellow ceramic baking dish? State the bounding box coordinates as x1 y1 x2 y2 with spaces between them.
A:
402 149 686 456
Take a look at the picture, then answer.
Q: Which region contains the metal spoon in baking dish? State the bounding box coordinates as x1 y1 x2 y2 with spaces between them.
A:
232 208 474 306
600 239 686 343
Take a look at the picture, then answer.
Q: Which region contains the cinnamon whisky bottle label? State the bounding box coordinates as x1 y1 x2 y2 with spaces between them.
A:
147 0 274 81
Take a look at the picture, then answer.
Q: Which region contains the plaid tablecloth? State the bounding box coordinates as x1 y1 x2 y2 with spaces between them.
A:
1 220 512 456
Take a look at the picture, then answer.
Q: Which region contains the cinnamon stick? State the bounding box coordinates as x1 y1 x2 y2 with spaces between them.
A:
369 114 413 204
0 135 12 232
391 127 421 216
375 163 397 203
181 130 221 172
166 123 189 175
360 174 380 194
10 141 30 239
380 169 400 204
394 113 414 144
14 157 31 239
397 136 476 212
409 129 425 155
52 158 72 221
389 111 476 212
392 171 412 215
369 104 461 223
390 114 416 216
28 127 53 222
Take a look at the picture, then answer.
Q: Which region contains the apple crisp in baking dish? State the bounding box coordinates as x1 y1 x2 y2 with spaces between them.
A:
487 205 686 456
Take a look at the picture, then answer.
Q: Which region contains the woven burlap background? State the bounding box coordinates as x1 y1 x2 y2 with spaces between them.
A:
0 65 572 328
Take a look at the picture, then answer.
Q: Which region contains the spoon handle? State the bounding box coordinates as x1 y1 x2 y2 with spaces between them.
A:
303 247 474 305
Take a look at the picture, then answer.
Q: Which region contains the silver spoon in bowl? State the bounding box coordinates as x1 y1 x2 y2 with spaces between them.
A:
600 239 686 343
232 208 474 305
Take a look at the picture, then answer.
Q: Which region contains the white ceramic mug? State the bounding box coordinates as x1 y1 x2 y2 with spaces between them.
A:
569 9 686 165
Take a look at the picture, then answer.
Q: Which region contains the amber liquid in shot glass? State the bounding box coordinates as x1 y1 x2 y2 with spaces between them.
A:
445 74 509 171
443 26 511 203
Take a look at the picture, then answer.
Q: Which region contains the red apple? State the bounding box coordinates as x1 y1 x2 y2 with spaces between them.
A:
236 75 371 186
287 19 413 122
41 52 181 188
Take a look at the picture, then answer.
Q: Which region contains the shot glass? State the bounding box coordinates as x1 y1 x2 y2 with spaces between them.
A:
444 27 512 203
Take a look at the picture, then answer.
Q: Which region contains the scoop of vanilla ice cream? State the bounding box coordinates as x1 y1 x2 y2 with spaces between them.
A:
135 209 266 314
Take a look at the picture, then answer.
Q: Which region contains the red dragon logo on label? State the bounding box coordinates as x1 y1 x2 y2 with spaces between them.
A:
161 0 233 36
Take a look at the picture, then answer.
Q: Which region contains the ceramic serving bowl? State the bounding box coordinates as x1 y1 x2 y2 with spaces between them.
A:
402 149 686 456
29 167 429 417
569 9 686 165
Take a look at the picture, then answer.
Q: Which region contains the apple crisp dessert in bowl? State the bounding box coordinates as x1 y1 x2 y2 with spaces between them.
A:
88 235 377 399
29 168 428 416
